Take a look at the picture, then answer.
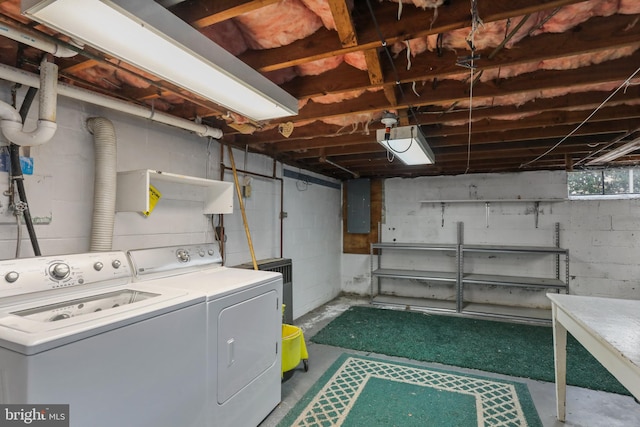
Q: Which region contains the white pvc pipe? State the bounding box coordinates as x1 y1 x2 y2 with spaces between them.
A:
87 117 117 252
0 119 56 146
0 59 58 146
0 63 224 139
0 22 78 57
0 100 21 122
38 59 57 122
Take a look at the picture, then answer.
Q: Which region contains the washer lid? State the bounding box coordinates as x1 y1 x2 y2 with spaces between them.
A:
0 284 205 355
11 289 159 324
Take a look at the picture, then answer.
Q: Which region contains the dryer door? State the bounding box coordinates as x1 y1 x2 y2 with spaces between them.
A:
216 288 279 403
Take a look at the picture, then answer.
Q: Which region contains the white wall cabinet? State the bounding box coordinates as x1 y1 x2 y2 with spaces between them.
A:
116 169 233 214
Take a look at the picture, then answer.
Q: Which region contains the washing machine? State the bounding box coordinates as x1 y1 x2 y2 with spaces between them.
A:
0 251 207 427
127 244 283 427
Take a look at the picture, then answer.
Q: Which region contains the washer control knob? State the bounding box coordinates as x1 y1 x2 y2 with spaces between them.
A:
94 262 104 271
49 263 70 280
5 271 19 283
112 259 122 269
208 249 214 256
199 250 205 257
177 249 190 263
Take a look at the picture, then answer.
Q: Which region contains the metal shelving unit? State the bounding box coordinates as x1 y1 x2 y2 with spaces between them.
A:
370 222 569 323
370 242 459 314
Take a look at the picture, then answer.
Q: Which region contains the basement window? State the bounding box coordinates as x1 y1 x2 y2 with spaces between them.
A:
568 168 640 199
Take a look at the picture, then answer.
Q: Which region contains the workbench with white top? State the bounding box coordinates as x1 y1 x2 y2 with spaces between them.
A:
547 293 640 421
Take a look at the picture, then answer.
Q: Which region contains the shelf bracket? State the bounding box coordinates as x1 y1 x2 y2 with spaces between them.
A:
485 202 490 228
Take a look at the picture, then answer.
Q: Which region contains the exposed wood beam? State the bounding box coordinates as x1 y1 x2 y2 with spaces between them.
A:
281 13 640 100
329 0 357 47
169 0 281 28
238 0 590 72
232 85 640 146
292 52 640 123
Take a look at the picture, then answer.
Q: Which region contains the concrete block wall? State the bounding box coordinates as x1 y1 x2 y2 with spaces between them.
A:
283 172 342 320
559 199 640 299
0 84 217 258
342 170 640 306
0 82 343 320
220 149 281 267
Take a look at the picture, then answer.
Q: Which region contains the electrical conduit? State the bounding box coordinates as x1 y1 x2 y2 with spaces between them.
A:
87 117 117 252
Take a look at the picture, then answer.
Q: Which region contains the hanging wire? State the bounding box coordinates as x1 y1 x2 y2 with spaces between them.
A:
387 150 395 162
520 64 640 168
365 0 407 103
365 0 422 126
464 0 482 174
573 127 640 167
386 126 416 155
488 14 531 60
465 65 474 174
526 7 562 37
366 0 441 163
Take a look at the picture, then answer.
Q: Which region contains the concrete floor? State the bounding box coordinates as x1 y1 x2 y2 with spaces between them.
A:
261 296 640 427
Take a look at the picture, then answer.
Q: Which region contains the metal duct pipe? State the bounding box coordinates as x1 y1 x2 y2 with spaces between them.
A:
0 62 223 139
87 117 117 252
319 156 359 178
0 58 58 146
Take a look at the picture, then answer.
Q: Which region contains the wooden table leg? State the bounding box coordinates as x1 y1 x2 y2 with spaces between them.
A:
552 303 568 421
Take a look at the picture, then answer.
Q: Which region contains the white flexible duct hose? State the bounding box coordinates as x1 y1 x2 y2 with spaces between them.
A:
0 59 58 146
87 117 117 252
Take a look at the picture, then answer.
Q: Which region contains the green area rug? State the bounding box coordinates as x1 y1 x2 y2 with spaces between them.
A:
311 306 629 395
278 353 543 427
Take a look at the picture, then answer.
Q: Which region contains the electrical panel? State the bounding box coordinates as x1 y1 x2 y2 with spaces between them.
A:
346 178 371 234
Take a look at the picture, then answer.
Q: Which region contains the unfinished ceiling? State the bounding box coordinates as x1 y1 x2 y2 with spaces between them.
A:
0 0 639 179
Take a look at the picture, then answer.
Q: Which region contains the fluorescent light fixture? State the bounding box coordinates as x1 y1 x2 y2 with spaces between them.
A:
22 0 298 121
376 125 435 165
586 137 640 165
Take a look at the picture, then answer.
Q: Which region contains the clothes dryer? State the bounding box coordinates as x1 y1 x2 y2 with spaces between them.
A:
127 244 283 427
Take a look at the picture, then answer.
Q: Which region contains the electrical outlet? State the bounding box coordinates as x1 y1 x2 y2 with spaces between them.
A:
242 176 252 198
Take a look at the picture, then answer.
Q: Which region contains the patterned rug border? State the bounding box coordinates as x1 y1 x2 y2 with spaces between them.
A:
277 353 543 427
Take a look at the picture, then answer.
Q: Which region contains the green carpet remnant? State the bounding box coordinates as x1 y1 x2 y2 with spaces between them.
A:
310 306 629 395
278 353 542 427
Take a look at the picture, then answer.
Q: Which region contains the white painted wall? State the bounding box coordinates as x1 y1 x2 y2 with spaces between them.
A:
283 171 342 320
342 171 640 307
0 82 342 319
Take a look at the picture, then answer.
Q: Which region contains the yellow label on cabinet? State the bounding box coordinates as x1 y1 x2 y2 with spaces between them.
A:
142 184 162 217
